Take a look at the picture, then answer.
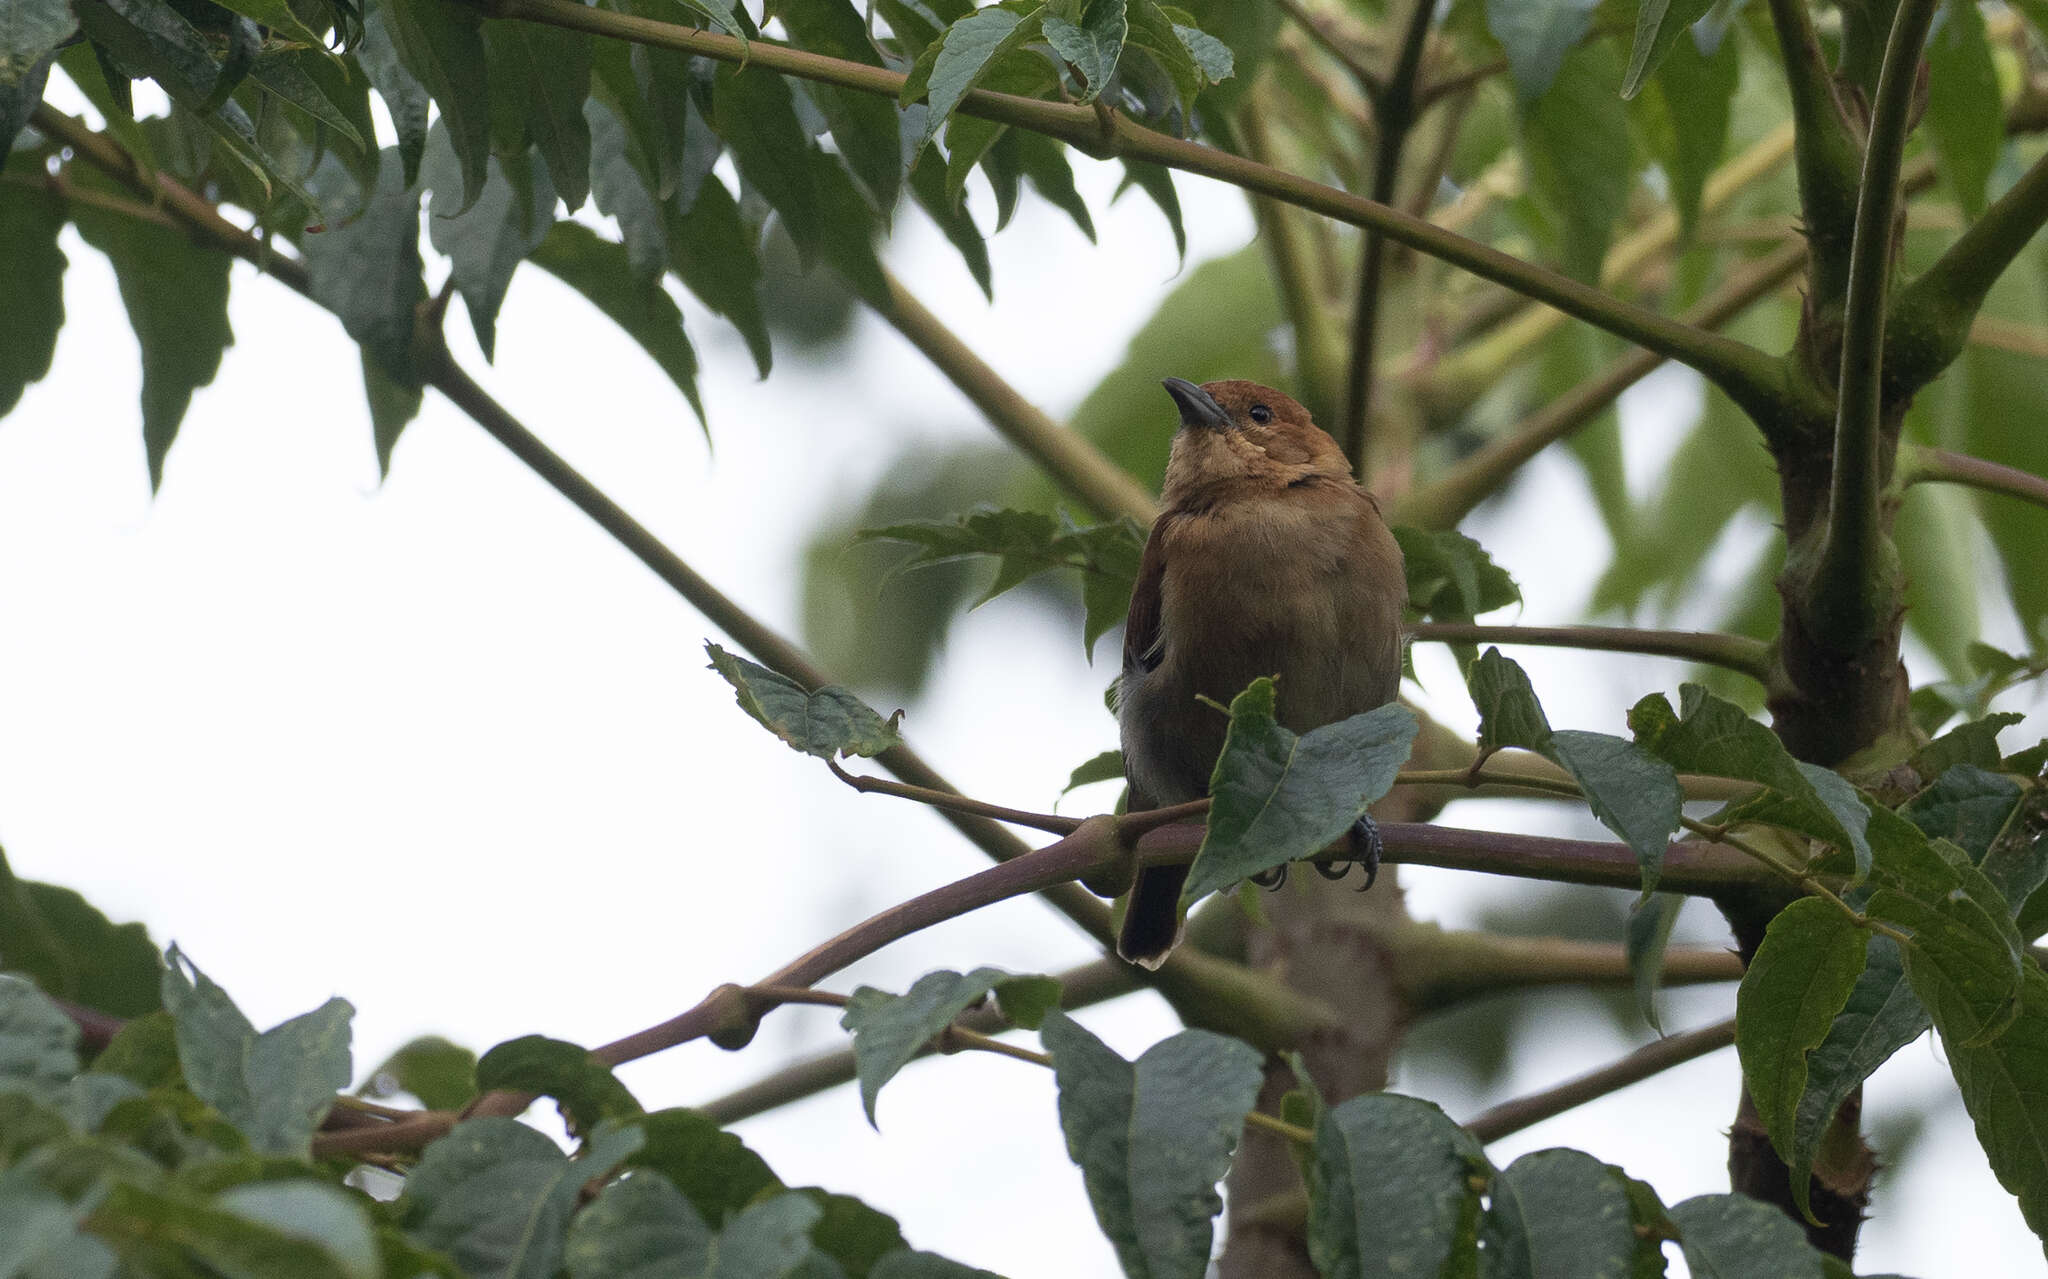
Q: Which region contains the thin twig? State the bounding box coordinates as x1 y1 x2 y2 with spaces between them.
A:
1902 444 2048 513
827 758 1084 835
1463 1018 1738 1142
1408 622 1774 683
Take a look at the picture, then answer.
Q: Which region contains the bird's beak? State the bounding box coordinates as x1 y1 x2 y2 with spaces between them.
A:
1162 377 1231 431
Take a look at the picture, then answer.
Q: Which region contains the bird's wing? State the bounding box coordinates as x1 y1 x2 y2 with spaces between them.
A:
1123 518 1169 674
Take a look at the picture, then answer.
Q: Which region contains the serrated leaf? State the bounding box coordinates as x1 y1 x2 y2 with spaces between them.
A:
380 0 489 210
1305 1092 1486 1278
360 1035 478 1111
425 130 556 362
527 221 705 432
583 96 668 286
780 0 905 212
69 174 234 491
1631 685 1872 880
1009 128 1096 241
1186 680 1418 907
1941 963 2048 1243
1912 712 2024 779
400 1117 643 1279
1040 1012 1262 1279
1043 0 1127 103
474 1035 642 1136
665 175 772 376
1735 897 1869 1215
1669 1193 1828 1278
704 642 901 759
0 846 163 1018
304 149 426 383
0 975 81 1090
1926 0 2000 220
1470 648 1553 752
247 52 364 150
160 946 353 1159
1064 749 1125 795
841 968 1054 1125
626 1108 780 1227
1116 158 1184 261
911 145 992 298
1393 527 1522 622
1500 1149 1659 1277
485 21 592 212
1485 0 1598 102
900 6 1032 149
1621 0 1717 97
360 0 429 186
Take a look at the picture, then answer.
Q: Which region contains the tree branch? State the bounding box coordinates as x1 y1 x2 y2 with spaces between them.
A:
826 757 1083 835
482 0 1790 417
1408 622 1775 683
1398 927 1741 1010
1462 1017 1738 1142
1900 443 2048 513
1811 0 1941 641
1236 102 1347 420
1764 0 1865 302
1339 0 1436 471
867 267 1159 525
1391 241 1810 527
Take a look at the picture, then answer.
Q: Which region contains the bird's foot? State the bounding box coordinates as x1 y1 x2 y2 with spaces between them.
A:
1249 865 1288 889
1348 814 1383 891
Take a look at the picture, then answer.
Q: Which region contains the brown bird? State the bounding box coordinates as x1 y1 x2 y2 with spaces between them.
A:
1115 377 1407 967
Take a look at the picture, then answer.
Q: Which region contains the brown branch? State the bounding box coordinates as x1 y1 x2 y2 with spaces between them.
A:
1409 622 1775 683
826 758 1084 835
1902 444 2048 514
1399 929 1742 1010
1462 1017 1738 1142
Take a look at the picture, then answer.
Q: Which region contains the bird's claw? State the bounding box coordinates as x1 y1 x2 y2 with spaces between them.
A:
1249 865 1288 889
1349 814 1383 892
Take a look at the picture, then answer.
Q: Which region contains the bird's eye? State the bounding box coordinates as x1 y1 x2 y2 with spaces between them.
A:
1249 404 1273 423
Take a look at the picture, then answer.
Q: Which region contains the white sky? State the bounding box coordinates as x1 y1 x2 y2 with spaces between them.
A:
2 85 2040 1275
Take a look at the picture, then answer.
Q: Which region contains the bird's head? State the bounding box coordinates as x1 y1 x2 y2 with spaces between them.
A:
1159 377 1351 498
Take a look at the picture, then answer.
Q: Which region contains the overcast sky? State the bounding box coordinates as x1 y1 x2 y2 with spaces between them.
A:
2 77 2040 1274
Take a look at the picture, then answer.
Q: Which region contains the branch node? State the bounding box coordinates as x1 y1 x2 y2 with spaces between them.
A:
705 983 762 1051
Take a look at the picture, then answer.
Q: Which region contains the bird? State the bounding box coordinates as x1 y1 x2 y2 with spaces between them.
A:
1114 377 1407 968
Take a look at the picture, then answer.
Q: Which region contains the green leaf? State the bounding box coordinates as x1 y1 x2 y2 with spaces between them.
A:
1912 711 2024 779
911 146 993 298
1393 527 1522 622
1630 685 1872 880
1644 33 1737 239
484 21 592 212
1040 1011 1263 1279
88 1180 371 1279
473 1035 642 1135
360 1034 478 1112
1941 964 2048 1243
424 132 556 362
1735 897 1870 1215
583 95 667 286
0 846 163 1018
0 48 53 171
900 6 1035 149
1469 647 1554 752
360 0 429 186
380 0 489 210
625 1108 780 1227
1305 1093 1487 1277
1522 40 1633 282
841 969 1056 1126
247 52 365 150
1669 1193 1828 1278
1485 0 1599 102
90 1009 181 1088
705 641 901 759
1626 893 1684 1030
1009 128 1096 241
0 0 77 90
796 1188 905 1276
215 1182 380 1279
871 1251 1004 1278
160 945 353 1158
563 1172 713 1277
1621 0 1717 98
1186 680 1418 907
400 1117 643 1279
1500 1148 1664 1277
665 175 772 376
1116 159 1184 262
362 348 424 479
69 172 234 491
1925 0 2000 220
1064 749 1126 795
0 976 81 1091
779 0 906 212
527 222 706 432
1043 0 1128 103
303 150 427 383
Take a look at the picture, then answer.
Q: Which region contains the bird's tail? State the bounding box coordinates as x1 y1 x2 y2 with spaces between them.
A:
1116 864 1190 969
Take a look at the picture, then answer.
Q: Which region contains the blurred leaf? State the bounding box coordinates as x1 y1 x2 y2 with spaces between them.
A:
1522 40 1633 282
1925 0 1999 220
474 1035 642 1136
360 0 429 186
1626 893 1684 1030
214 1182 381 1279
1395 527 1522 622
425 131 556 361
1008 129 1096 241
626 1108 780 1226
841 969 1058 1126
1485 0 1599 102
563 1173 713 1277
1735 897 1869 1217
795 1189 904 1276
89 1179 372 1279
247 51 364 150
583 95 668 285
704 641 902 759
69 173 234 491
0 0 76 92
1940 964 2048 1242
1115 158 1184 261
1644 34 1738 238
0 848 163 1019
1622 0 1717 97
1306 1093 1487 1276
1669 1192 1831 1277
1896 480 1983 681
1912 712 2024 780
360 1035 477 1111
1040 1011 1262 1279
362 348 423 479
380 0 489 210
1043 0 1127 103
484 21 591 211
911 145 992 298
0 48 54 170
871 1251 1003 1278
1951 242 2048 640
303 149 426 383
399 1118 642 1279
1187 678 1418 907
1500 1148 1670 1275
90 1009 181 1088
527 221 705 431
0 975 82 1090
666 176 773 375
1064 749 1125 795
781 0 904 212
160 946 352 1159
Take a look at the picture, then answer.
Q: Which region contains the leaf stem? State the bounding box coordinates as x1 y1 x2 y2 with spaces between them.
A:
1408 622 1775 682
866 267 1158 524
483 0 1788 414
1678 817 1910 943
1462 1017 1738 1142
1900 443 2048 513
826 757 1084 835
